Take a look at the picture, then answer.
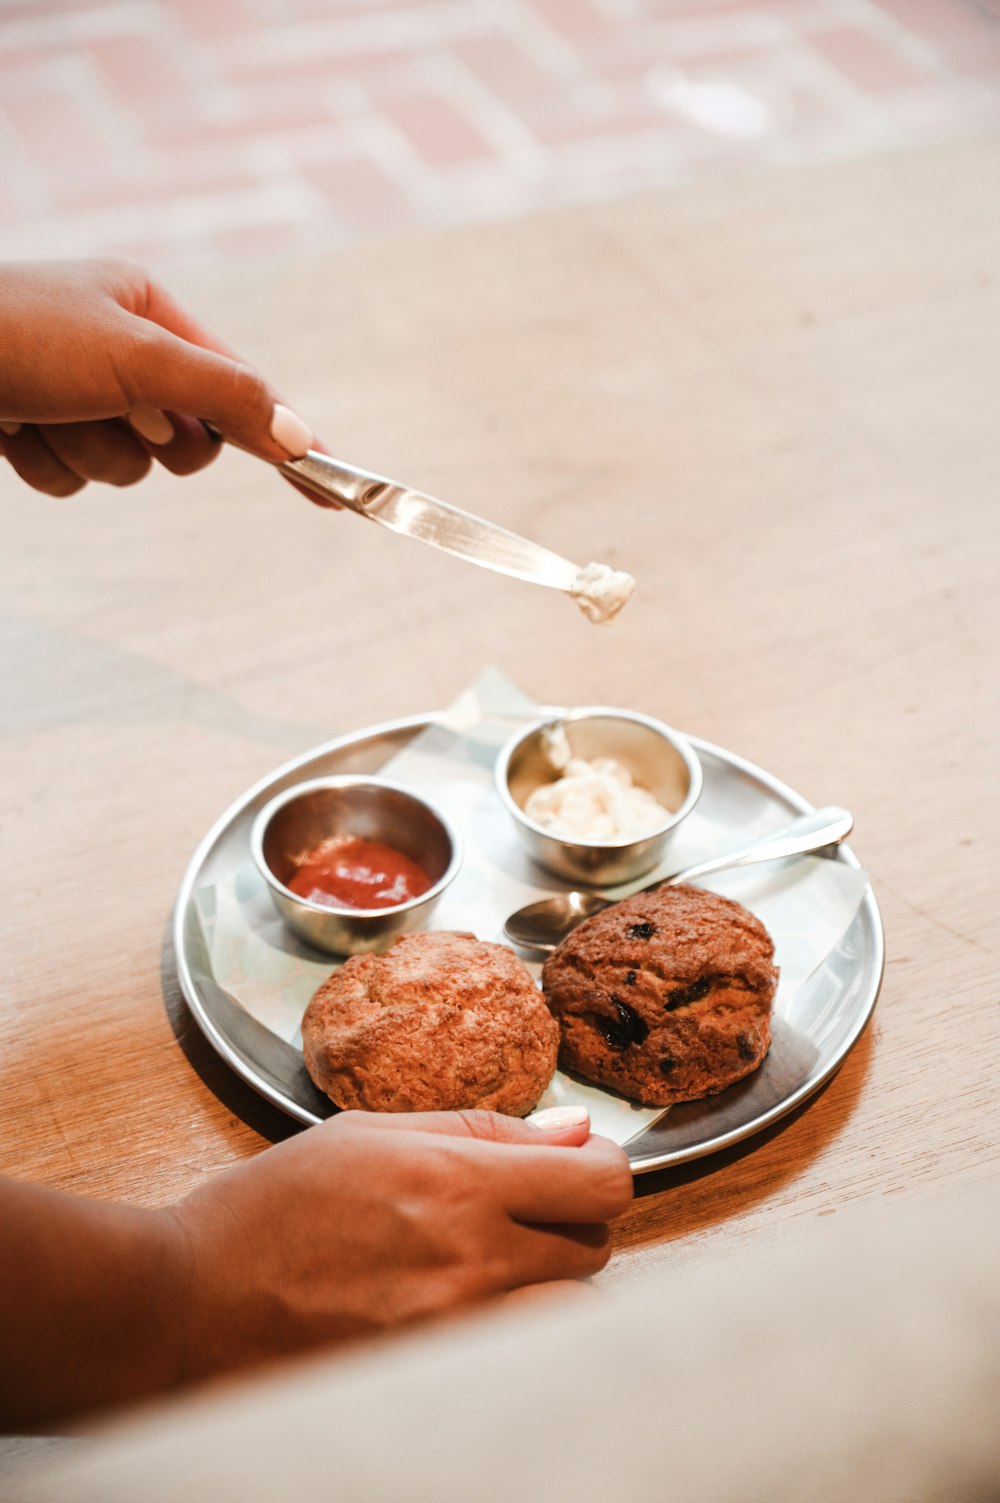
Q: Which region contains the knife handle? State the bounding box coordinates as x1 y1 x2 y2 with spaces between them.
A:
280 451 383 513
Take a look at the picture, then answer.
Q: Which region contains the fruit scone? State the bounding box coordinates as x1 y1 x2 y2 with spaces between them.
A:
542 885 778 1107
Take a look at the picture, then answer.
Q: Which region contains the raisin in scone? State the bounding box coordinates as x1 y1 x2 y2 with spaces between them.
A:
541 885 778 1107
302 930 558 1115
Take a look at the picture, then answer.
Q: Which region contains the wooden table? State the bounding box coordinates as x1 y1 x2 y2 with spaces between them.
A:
2 132 998 1289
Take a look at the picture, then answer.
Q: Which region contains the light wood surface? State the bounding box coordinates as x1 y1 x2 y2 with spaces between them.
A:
2 133 998 1287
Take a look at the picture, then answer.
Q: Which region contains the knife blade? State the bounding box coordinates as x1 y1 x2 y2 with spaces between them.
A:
281 450 587 589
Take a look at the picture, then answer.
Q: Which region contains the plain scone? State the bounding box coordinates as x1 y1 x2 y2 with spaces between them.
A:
302 930 559 1115
542 884 778 1107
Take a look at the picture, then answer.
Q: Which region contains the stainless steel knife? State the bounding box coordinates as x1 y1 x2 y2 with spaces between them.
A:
281 451 598 594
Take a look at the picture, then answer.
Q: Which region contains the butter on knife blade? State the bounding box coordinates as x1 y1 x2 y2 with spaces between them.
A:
280 450 635 625
569 563 636 625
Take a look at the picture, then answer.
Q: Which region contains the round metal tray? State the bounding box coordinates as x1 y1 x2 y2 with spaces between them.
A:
174 713 884 1173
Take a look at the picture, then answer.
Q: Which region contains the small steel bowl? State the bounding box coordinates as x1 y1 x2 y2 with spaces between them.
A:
250 775 462 956
495 707 702 887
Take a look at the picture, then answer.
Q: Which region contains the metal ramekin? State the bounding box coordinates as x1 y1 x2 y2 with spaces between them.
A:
495 707 702 886
250 775 462 955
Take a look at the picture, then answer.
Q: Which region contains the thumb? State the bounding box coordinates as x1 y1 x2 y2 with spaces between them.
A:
342 1106 592 1149
117 315 313 463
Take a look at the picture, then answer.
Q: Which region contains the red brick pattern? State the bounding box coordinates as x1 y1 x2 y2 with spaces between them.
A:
0 0 997 270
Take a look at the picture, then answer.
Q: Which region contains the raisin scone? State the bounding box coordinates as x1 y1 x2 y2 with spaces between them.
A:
541 885 778 1107
302 930 558 1115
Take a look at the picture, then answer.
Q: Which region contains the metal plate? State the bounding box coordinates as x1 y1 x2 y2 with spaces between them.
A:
174 714 884 1173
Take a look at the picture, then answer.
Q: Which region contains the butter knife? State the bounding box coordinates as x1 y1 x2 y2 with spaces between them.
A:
280 450 635 621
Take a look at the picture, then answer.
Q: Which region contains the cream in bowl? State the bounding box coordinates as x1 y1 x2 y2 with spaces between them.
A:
496 708 702 886
523 722 673 841
250 776 462 955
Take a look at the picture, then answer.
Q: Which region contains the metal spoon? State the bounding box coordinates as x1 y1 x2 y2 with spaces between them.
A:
503 805 854 953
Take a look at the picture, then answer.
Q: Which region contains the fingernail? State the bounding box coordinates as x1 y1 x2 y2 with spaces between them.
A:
0 421 22 436
128 407 175 445
528 1106 590 1131
270 403 312 458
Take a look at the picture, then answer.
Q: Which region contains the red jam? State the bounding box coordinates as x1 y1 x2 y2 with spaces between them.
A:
287 835 432 911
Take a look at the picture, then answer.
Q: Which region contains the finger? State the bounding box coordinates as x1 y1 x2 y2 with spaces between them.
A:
132 281 335 499
339 1107 592 1151
128 410 222 477
497 1136 634 1225
500 1219 613 1286
140 278 249 364
115 313 312 464
40 420 152 487
348 1124 631 1228
0 425 86 497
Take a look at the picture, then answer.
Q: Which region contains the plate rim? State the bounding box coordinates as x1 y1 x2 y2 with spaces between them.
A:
173 711 885 1173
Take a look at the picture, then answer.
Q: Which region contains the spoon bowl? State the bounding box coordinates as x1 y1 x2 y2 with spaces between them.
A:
503 805 853 952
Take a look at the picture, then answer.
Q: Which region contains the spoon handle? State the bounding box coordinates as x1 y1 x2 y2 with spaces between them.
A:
501 805 855 953
663 806 854 889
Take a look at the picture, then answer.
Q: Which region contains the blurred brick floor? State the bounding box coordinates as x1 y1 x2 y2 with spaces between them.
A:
1 0 999 270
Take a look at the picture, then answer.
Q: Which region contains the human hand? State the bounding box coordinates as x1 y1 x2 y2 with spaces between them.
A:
165 1107 633 1379
0 257 315 497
